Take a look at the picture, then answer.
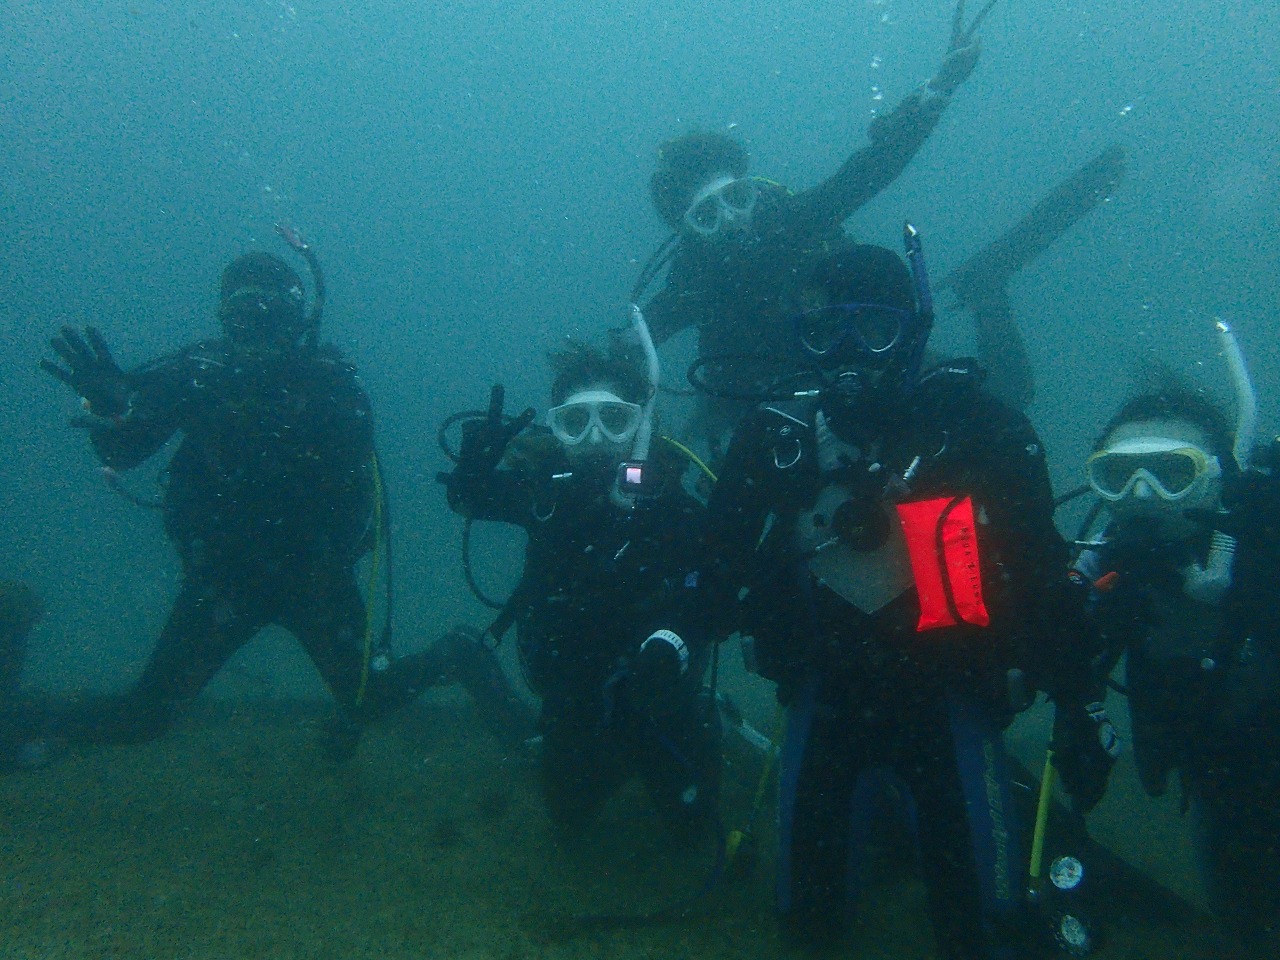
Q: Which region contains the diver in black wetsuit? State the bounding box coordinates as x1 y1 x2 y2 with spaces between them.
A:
438 336 722 838
636 1 989 445
700 236 1116 959
1072 348 1280 949
39 233 441 759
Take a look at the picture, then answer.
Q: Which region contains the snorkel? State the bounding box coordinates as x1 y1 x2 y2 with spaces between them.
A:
1180 319 1257 604
900 222 936 392
1216 318 1256 471
631 303 660 463
611 303 661 508
274 223 325 350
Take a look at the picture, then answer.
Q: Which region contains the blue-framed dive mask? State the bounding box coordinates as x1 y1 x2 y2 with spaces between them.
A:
793 302 912 369
219 283 307 345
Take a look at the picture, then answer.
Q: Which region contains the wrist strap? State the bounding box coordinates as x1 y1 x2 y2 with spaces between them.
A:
642 629 690 675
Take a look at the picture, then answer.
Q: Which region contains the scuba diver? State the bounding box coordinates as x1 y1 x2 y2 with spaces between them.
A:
437 322 723 841
38 227 444 759
1 580 45 773
1071 324 1280 949
699 232 1117 960
634 1 990 445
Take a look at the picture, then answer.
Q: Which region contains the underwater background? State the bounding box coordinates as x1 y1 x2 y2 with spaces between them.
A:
2 1 1278 956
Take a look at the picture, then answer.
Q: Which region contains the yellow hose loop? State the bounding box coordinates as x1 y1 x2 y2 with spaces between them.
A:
658 435 718 484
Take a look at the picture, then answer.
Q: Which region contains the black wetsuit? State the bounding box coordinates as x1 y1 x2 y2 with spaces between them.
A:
445 452 721 835
63 340 422 744
642 90 954 430
703 365 1097 959
1074 507 1280 939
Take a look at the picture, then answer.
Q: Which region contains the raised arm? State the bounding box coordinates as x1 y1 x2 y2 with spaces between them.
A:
969 285 1035 412
941 145 1128 411
785 0 992 236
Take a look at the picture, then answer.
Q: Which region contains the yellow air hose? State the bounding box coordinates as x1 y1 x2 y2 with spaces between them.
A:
1028 748 1056 895
659 435 718 484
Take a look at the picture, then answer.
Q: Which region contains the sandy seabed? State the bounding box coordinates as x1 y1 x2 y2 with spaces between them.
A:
0 696 1245 960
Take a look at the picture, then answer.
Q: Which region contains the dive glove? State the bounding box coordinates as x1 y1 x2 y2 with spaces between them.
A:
1052 700 1121 814
926 0 990 97
40 326 131 421
928 38 981 97
457 385 534 477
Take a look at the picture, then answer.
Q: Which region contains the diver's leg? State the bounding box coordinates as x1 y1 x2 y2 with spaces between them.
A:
279 570 374 759
0 582 42 770
0 581 38 704
1125 652 1181 798
414 625 537 752
59 575 260 744
634 687 723 837
907 694 1022 960
283 570 367 708
1193 713 1280 943
776 681 861 950
539 695 625 837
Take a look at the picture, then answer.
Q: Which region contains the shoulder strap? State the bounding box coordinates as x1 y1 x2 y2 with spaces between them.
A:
915 357 987 395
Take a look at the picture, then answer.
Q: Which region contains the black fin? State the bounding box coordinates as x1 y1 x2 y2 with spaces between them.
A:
942 145 1127 307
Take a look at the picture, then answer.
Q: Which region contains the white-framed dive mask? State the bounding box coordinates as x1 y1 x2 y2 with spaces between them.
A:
682 175 759 237
546 390 643 448
1086 437 1222 506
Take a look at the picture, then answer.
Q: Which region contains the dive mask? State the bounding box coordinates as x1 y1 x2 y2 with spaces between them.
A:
794 302 912 367
219 283 307 343
1086 438 1221 503
682 175 759 237
547 390 643 446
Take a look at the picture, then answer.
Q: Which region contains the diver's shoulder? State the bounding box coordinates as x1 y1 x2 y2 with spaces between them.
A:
127 340 222 385
917 359 1042 447
310 341 355 367
917 356 987 398
301 343 363 387
919 358 1020 417
751 393 820 429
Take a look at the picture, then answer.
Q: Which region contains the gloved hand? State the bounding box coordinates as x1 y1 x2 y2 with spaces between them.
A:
438 385 535 503
929 38 981 96
1052 700 1121 813
927 0 992 97
40 326 130 420
456 384 534 477
628 629 691 717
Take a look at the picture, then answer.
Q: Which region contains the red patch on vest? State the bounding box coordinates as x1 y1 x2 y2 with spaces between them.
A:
896 496 991 632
